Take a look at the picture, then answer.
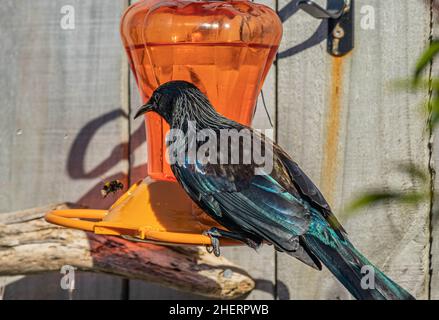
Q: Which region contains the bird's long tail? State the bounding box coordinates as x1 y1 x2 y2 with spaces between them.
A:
303 222 415 300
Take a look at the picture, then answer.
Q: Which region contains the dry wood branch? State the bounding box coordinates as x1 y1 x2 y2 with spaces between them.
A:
0 204 254 299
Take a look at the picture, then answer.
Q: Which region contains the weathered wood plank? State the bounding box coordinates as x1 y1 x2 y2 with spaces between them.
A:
4 273 125 300
127 0 277 300
0 0 129 299
127 79 277 300
277 0 431 299
430 2 439 300
220 49 277 299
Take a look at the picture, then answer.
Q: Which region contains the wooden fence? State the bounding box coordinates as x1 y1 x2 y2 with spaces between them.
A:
0 0 436 299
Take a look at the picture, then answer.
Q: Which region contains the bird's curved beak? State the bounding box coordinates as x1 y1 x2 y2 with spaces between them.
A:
134 103 154 119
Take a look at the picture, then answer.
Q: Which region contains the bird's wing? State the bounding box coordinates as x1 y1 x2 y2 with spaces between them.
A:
173 161 323 270
275 147 347 237
190 127 345 237
171 129 327 268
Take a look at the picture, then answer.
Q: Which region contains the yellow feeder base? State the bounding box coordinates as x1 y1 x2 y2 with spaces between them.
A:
45 178 239 246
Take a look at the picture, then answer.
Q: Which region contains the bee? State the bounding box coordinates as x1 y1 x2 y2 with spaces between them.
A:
101 180 124 198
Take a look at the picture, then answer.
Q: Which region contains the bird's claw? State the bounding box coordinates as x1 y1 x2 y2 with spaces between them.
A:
204 228 221 257
205 244 214 254
205 239 220 257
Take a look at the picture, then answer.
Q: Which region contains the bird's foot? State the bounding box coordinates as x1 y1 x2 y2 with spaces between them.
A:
204 228 222 257
203 227 263 256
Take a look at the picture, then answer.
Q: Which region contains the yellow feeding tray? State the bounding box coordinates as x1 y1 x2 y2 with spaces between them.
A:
45 178 238 246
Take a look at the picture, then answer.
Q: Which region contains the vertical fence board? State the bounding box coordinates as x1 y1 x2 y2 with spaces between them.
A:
430 3 439 300
0 0 128 299
220 0 277 300
127 0 277 300
277 0 431 299
128 78 277 300
220 61 277 299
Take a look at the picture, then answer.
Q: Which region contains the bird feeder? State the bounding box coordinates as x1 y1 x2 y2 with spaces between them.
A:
45 0 282 246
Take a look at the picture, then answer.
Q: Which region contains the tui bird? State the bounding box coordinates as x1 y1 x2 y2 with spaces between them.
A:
135 80 415 300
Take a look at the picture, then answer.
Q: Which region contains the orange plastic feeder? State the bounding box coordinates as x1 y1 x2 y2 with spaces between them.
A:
45 0 282 246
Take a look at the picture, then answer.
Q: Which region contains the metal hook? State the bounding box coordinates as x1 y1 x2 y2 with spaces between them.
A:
298 0 349 20
298 0 354 57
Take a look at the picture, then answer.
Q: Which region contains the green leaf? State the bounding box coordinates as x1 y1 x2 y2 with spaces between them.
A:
392 78 428 92
414 40 439 82
345 191 427 215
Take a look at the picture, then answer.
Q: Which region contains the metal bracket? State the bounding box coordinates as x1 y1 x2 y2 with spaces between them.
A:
298 0 354 57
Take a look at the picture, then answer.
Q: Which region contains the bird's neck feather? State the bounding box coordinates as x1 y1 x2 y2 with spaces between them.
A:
170 90 229 131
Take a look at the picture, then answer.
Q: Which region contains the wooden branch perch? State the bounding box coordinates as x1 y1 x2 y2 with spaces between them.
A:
0 204 254 299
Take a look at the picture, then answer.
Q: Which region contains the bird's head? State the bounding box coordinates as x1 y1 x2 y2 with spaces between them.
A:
134 80 205 125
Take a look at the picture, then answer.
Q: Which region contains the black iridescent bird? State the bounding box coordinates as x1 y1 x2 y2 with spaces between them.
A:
135 81 414 300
